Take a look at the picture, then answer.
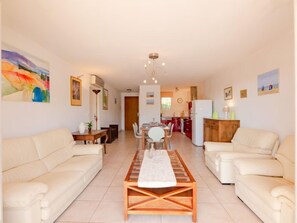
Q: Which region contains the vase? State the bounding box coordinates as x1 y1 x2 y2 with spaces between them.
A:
78 122 85 134
149 143 156 158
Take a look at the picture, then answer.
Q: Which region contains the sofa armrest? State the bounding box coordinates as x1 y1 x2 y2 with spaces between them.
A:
204 142 233 152
233 158 283 176
271 185 295 205
73 144 103 156
217 152 272 161
3 182 48 208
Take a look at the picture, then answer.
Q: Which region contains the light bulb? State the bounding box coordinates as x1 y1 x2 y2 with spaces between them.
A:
143 80 147 83
148 61 151 64
152 77 155 80
144 64 147 68
162 62 165 66
154 80 158 83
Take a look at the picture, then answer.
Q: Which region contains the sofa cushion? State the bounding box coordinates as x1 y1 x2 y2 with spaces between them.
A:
33 128 75 171
51 155 102 173
275 135 295 183
205 151 219 166
3 137 48 183
232 128 279 155
32 171 84 208
237 175 293 211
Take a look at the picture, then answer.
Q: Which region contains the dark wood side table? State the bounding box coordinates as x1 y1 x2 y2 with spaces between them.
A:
72 130 108 154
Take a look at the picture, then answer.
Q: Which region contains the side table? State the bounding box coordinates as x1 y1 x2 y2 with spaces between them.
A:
72 130 108 154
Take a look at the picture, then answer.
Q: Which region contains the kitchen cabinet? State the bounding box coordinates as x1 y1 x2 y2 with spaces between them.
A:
203 118 240 144
184 118 192 139
172 117 181 132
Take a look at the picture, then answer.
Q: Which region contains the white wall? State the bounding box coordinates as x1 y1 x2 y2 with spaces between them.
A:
120 92 139 131
161 89 190 117
139 85 161 125
2 26 90 138
98 83 121 128
0 3 3 222
204 30 294 140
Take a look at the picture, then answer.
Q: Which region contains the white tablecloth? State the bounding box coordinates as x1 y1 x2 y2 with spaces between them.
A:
138 150 177 188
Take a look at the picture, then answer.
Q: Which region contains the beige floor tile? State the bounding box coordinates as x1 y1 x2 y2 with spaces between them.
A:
57 200 100 222
223 203 262 223
202 176 228 189
211 187 242 204
127 214 161 223
102 186 124 202
197 203 234 223
90 201 124 222
198 188 219 203
161 215 193 223
77 186 109 201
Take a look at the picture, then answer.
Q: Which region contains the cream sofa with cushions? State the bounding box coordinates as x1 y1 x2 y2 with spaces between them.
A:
234 135 295 223
3 128 103 223
204 128 279 184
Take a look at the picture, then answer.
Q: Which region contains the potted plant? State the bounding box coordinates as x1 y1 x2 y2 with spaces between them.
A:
86 121 93 132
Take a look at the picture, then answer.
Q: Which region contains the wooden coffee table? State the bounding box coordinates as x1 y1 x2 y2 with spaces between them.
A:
124 150 197 222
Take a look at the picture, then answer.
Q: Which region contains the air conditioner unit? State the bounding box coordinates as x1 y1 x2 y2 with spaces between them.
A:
90 75 104 88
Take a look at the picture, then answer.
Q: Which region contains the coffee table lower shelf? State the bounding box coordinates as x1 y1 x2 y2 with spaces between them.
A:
124 183 196 222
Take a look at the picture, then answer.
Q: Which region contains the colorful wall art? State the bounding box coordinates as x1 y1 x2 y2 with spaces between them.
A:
2 44 50 102
257 69 279 96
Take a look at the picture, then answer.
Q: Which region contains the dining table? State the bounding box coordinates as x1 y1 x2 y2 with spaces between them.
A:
140 122 169 150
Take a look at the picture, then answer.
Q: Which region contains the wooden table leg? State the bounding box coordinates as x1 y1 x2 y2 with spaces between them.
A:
142 133 145 150
192 182 197 222
164 130 168 150
103 133 108 154
124 181 128 221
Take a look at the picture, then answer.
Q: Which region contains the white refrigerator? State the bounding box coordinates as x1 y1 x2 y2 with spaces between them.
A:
191 100 212 146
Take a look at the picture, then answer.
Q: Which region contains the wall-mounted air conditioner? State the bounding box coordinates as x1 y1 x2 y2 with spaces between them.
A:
90 75 104 88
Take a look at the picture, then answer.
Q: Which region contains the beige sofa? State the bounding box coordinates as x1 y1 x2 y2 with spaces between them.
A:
234 135 295 223
3 128 103 223
204 128 279 184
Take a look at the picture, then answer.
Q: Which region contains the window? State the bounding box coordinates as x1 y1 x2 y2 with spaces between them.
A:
161 97 171 110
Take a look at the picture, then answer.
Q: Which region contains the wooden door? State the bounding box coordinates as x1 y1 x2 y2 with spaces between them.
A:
125 96 139 130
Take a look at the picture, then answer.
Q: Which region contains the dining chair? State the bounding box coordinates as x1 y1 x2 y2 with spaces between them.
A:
132 123 142 149
134 122 141 135
147 127 165 149
167 123 174 149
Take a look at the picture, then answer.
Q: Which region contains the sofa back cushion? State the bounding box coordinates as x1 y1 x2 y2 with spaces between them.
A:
231 128 279 155
275 135 295 183
32 128 74 171
2 137 48 183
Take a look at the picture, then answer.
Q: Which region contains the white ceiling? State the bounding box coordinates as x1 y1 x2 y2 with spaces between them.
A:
2 0 293 92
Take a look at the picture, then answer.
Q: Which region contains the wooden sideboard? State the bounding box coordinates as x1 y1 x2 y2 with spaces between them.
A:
203 118 240 144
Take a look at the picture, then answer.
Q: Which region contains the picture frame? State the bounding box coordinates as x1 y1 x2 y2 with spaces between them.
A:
146 92 154 98
224 87 233 100
70 76 82 106
146 98 154 105
103 88 108 110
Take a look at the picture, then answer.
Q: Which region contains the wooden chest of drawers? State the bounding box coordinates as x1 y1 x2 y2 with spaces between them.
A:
203 118 240 144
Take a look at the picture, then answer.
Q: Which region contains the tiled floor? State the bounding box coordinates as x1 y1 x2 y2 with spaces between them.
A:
55 131 262 223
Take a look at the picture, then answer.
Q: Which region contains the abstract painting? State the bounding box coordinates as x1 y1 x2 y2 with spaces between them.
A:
257 69 279 96
70 76 82 106
2 43 50 102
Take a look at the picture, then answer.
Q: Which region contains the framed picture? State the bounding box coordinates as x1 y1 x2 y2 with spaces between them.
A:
103 88 108 110
224 87 233 100
146 92 154 98
146 98 154 105
70 76 82 106
257 69 279 96
2 43 50 102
